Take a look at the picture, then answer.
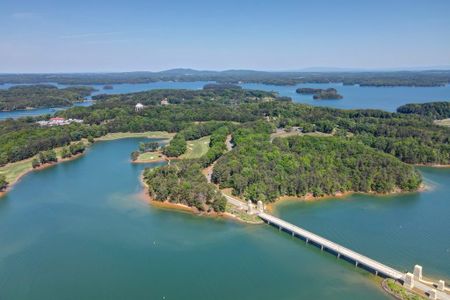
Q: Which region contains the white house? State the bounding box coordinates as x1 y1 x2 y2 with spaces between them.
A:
135 103 144 112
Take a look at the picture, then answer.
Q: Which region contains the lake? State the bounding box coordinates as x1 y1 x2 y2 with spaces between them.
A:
1 81 450 119
0 138 448 299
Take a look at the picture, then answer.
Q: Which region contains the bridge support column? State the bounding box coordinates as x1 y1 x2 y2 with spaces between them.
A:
375 271 378 276
413 265 423 280
337 253 340 259
428 289 438 300
320 245 323 251
437 280 445 291
291 231 294 237
355 261 359 267
404 273 415 289
305 238 309 244
247 200 254 215
257 201 264 213
279 226 281 231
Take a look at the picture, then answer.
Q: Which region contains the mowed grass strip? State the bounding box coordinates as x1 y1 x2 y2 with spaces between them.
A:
180 136 210 159
97 131 174 141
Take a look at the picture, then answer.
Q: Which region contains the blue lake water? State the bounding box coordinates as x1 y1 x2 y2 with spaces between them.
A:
241 82 450 111
0 81 211 120
0 138 448 299
1 81 450 119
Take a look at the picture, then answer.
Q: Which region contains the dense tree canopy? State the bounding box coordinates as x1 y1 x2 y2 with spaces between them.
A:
0 85 95 111
144 160 226 212
1 70 449 87
213 128 422 203
0 174 7 191
397 101 450 119
1 88 449 168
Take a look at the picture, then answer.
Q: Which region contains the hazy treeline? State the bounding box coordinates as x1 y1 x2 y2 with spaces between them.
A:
1 69 449 86
0 85 95 111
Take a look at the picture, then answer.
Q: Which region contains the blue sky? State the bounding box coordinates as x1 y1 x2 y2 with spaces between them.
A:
1 0 449 72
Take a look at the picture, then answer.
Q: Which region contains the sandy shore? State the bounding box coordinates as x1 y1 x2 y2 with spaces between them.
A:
266 184 427 213
415 163 450 168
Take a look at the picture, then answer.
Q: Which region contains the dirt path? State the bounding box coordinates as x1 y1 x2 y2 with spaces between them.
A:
203 134 233 184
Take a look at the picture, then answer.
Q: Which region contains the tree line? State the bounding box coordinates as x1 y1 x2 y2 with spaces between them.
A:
0 85 95 111
212 121 422 203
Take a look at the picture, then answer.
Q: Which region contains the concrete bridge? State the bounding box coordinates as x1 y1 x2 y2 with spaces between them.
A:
225 196 449 299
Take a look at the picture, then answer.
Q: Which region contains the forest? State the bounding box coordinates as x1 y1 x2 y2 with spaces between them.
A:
397 101 450 119
0 85 95 111
1 88 449 168
144 160 227 212
0 87 449 206
212 121 421 202
1 69 450 87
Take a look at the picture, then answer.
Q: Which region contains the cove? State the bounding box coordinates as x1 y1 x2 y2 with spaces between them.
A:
2 81 450 120
0 138 448 299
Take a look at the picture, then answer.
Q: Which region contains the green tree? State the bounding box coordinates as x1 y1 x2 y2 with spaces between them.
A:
0 174 7 191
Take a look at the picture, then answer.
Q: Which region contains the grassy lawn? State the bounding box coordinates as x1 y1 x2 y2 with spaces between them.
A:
0 142 90 187
0 158 34 185
434 118 450 127
97 131 174 141
135 151 164 162
180 136 210 159
384 279 426 300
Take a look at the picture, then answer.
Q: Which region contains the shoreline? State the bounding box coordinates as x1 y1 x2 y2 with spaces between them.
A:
139 173 259 223
415 163 450 168
264 184 427 213
0 151 86 197
0 131 173 198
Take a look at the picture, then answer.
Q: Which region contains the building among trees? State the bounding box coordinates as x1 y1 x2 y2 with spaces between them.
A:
135 103 144 112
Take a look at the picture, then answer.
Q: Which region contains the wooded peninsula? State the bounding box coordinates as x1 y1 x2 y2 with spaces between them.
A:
0 87 449 214
0 84 95 111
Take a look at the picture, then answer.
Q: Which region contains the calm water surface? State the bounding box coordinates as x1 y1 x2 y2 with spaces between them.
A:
241 82 450 111
2 81 450 119
0 82 210 120
0 138 449 299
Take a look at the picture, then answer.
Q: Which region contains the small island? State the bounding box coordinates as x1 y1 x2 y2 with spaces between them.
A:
103 85 114 90
296 87 343 100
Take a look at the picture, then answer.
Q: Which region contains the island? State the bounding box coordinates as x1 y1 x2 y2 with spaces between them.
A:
296 87 343 99
103 85 114 90
0 84 96 111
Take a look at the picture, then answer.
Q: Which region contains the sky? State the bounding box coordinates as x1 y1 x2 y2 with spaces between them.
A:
1 0 450 73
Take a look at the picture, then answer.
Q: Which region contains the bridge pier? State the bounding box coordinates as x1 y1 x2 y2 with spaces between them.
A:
255 212 448 300
257 200 264 213
404 273 415 289
414 265 423 280
428 289 438 300
247 200 254 214
438 280 446 291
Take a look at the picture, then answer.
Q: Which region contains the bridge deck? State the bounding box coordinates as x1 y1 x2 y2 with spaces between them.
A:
223 195 449 299
258 212 404 279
